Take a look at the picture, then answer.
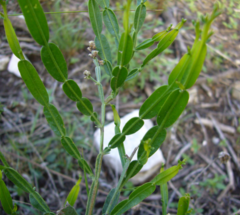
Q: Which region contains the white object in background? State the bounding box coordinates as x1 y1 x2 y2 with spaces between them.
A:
8 54 21 77
94 110 165 184
0 56 10 71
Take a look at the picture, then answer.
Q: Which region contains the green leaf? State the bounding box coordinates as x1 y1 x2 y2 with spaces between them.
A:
18 60 49 106
103 9 119 39
137 126 167 159
17 0 49 46
157 90 189 128
102 188 120 215
110 104 120 127
118 33 133 66
61 137 81 160
3 17 22 59
135 38 154 51
108 134 126 149
110 66 128 91
78 158 93 175
95 34 112 64
43 104 66 137
139 85 169 119
76 98 93 116
29 191 50 212
65 178 81 207
101 60 112 77
95 0 109 8
125 69 139 82
111 182 156 215
41 43 68 82
0 179 13 214
134 4 146 32
63 80 82 101
160 166 168 215
177 194 191 215
151 165 181 185
88 0 102 36
3 167 33 193
124 160 143 181
122 117 144 135
60 205 78 215
90 112 98 122
0 151 10 167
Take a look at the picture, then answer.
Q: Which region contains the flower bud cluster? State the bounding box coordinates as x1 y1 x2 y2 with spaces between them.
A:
83 70 91 79
88 41 98 59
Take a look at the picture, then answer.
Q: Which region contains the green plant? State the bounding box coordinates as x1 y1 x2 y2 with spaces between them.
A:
0 0 221 214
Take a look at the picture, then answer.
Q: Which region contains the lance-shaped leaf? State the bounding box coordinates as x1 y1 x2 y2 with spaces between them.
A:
102 188 120 215
0 151 10 167
118 33 133 66
108 134 126 149
101 60 112 77
122 117 144 135
160 166 168 215
110 182 156 215
95 0 109 8
17 0 49 46
41 43 68 82
78 159 93 175
125 69 139 82
123 160 143 182
44 104 66 137
3 17 22 59
139 85 169 119
0 179 13 214
29 191 50 212
88 0 102 36
63 80 82 101
90 112 98 122
60 205 78 215
134 4 146 33
95 34 112 64
111 104 120 128
61 137 81 160
177 193 191 215
18 60 49 106
103 9 120 40
65 178 81 207
135 38 154 51
3 168 33 193
110 66 128 91
76 98 93 116
157 90 189 128
151 165 182 185
137 126 167 160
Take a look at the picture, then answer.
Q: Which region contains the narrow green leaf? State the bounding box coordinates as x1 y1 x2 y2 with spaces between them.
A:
41 43 68 82
137 126 167 159
151 165 181 185
63 80 82 101
139 85 169 119
125 69 139 82
29 192 50 212
135 38 154 51
102 188 120 215
110 104 120 127
0 151 10 167
95 0 109 8
111 182 156 215
101 60 112 77
90 112 98 122
76 98 93 116
3 167 33 193
110 66 128 91
78 158 93 175
60 205 78 215
18 60 49 106
122 117 144 135
177 194 191 215
95 34 112 63
124 160 143 180
43 104 66 137
3 17 22 59
118 33 133 66
160 166 168 215
61 137 81 160
65 178 81 207
17 0 49 45
134 4 146 32
88 0 102 36
157 90 189 128
0 179 13 214
103 9 119 38
108 134 126 149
